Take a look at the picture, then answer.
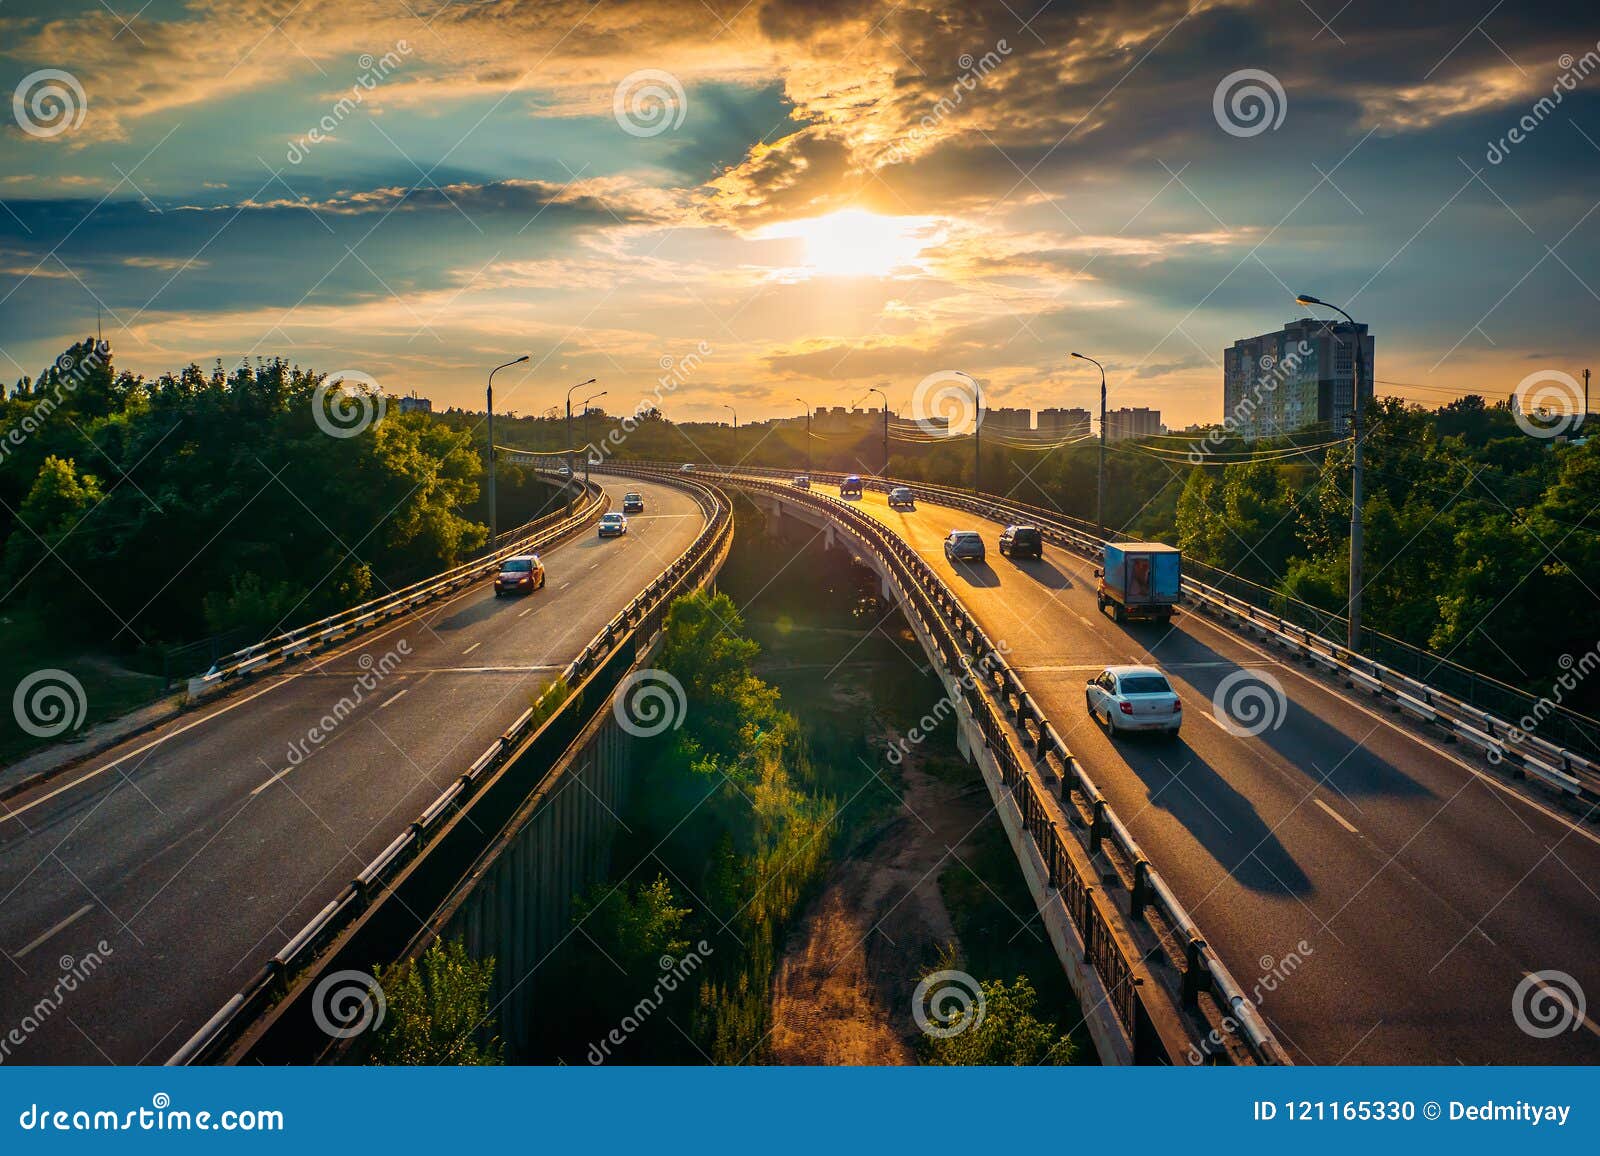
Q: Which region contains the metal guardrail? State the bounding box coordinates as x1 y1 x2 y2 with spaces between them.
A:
185 481 608 697
607 463 1286 1066
168 475 732 1066
619 460 1600 808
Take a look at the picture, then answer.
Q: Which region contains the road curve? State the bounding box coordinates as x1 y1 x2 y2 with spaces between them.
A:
772 478 1600 1065
0 476 705 1064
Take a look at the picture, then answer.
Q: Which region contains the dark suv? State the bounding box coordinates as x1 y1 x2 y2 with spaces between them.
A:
998 524 1043 560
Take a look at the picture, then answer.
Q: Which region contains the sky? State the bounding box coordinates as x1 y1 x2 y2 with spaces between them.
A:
1 0 1598 428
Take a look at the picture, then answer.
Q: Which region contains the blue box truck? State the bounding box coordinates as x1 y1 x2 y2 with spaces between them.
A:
1096 542 1181 622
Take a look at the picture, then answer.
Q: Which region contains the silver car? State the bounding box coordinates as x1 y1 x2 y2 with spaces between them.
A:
1085 665 1181 736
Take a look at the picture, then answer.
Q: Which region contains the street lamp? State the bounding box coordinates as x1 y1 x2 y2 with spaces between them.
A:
858 387 889 477
487 354 530 544
564 377 597 482
795 397 811 474
721 404 737 467
1296 292 1368 652
1071 352 1107 533
581 390 607 484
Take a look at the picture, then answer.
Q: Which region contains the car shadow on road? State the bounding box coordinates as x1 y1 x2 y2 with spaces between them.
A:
1001 555 1072 589
1109 731 1314 896
438 589 537 630
1115 618 1435 802
946 559 1000 588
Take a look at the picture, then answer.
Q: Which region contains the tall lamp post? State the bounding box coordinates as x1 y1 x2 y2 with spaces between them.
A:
1071 352 1107 534
860 387 889 476
564 377 597 481
721 404 737 467
1295 292 1367 652
581 390 607 484
795 397 811 475
953 371 982 495
487 354 530 544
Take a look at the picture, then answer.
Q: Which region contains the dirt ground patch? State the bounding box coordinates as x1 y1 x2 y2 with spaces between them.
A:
768 740 994 1065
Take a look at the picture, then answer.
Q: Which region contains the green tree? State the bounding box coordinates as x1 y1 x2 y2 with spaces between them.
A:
917 972 1077 1066
370 939 503 1065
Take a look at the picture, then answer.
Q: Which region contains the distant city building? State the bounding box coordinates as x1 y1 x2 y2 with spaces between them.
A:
397 393 433 414
983 407 1031 432
1223 318 1374 440
813 405 886 433
1104 407 1162 442
1037 407 1091 437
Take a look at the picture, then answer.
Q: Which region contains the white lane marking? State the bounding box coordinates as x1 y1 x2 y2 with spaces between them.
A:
1520 971 1600 1038
16 903 94 959
377 688 409 711
0 676 302 826
1075 613 1095 628
517 606 535 617
559 581 572 589
1313 797 1359 834
462 642 482 656
250 767 292 797
1202 711 1231 733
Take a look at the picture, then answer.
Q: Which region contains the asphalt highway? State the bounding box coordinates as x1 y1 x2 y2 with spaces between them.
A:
0 476 705 1064
829 482 1600 1065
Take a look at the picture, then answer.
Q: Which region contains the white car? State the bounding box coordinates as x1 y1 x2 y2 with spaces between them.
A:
792 475 810 489
679 463 696 471
1085 665 1181 737
598 512 627 537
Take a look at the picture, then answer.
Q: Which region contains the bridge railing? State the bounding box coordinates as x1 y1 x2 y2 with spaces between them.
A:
185 479 608 699
169 475 731 1066
599 463 1287 1066
605 459 1600 805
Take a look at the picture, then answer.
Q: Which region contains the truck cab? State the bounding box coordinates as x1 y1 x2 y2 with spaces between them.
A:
1095 542 1180 623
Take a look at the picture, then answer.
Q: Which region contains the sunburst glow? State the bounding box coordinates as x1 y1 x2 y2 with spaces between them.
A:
760 210 940 278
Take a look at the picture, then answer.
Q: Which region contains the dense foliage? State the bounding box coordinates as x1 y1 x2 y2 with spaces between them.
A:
544 590 837 1064
1175 398 1599 703
370 939 503 1065
1 340 487 655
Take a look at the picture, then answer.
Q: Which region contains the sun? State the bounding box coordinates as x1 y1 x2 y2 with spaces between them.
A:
760 209 939 278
